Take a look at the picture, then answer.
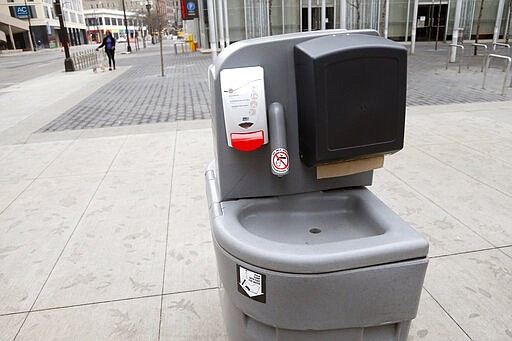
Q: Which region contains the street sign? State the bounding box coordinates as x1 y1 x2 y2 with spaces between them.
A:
181 0 198 20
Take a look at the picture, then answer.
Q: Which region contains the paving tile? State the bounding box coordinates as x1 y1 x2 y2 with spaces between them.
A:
371 169 492 257
177 119 211 131
0 313 27 341
404 126 454 147
500 246 512 258
26 130 83 144
164 240 218 294
0 144 15 159
160 289 226 340
34 168 171 309
174 128 214 167
423 250 512 341
168 162 211 244
384 146 512 247
0 141 70 181
416 114 512 142
40 136 126 177
110 132 175 171
78 125 135 139
164 160 215 294
461 137 512 166
0 179 31 213
17 296 160 340
418 143 512 196
409 290 470 341
0 174 103 314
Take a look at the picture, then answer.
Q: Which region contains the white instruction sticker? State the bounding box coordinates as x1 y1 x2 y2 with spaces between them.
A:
237 264 266 303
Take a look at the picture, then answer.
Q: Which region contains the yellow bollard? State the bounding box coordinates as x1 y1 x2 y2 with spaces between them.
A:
186 34 195 52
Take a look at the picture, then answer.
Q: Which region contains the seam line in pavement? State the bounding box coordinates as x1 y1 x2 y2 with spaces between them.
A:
0 286 220 319
12 137 128 340
497 247 512 260
0 140 75 216
429 247 503 259
157 130 178 341
423 288 475 340
385 165 498 249
417 146 512 199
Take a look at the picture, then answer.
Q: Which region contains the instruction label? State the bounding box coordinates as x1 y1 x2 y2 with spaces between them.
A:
237 264 266 303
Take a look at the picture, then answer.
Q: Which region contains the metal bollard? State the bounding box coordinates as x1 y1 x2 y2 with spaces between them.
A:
446 44 465 73
482 54 512 95
471 43 488 72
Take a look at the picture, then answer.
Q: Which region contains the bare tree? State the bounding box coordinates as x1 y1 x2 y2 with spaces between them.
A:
379 0 387 36
474 0 485 55
269 0 273 36
348 0 361 29
506 0 512 43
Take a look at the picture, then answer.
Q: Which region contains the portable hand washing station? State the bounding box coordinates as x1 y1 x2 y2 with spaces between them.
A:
205 30 429 341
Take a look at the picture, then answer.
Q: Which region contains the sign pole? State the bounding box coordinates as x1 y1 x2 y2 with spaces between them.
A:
23 0 35 51
54 0 75 71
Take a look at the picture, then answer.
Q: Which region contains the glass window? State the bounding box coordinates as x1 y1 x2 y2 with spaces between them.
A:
44 6 49 18
98 17 103 24
105 17 111 25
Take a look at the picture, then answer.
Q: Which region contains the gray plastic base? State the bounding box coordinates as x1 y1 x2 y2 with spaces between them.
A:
221 292 411 341
214 240 426 341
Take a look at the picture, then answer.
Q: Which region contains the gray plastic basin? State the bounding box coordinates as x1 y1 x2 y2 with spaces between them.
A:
240 194 385 245
209 185 428 274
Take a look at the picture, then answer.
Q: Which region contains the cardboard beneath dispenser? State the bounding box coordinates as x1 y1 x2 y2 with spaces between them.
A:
316 155 384 179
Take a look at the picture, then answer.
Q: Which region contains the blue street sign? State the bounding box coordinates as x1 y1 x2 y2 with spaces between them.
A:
181 0 198 20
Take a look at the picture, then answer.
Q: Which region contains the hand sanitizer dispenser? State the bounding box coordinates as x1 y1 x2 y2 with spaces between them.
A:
220 66 268 152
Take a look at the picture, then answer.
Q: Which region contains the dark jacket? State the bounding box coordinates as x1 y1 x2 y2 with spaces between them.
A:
98 36 116 51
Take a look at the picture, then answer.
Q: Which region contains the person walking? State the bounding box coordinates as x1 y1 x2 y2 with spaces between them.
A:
96 30 116 71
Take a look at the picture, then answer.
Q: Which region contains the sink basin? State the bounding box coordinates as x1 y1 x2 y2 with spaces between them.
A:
209 186 428 274
240 194 385 245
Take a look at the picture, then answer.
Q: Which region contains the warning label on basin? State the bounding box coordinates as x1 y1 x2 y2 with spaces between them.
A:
237 264 266 303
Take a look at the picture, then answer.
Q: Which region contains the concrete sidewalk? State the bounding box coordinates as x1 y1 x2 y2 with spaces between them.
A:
0 43 511 340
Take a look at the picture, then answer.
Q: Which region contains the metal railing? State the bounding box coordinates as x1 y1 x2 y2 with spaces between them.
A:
71 49 105 72
446 44 465 73
492 42 511 56
173 41 190 54
482 54 512 95
471 43 488 72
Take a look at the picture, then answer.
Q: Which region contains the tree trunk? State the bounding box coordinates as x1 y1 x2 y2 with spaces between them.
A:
474 0 485 55
379 0 387 36
506 0 512 43
356 0 361 29
269 0 273 36
348 0 361 29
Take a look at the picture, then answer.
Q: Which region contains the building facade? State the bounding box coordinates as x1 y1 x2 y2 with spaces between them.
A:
0 0 87 49
84 7 144 42
208 0 511 44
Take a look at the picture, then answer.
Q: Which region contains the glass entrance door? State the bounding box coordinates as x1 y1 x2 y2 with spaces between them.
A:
416 3 448 41
302 7 334 31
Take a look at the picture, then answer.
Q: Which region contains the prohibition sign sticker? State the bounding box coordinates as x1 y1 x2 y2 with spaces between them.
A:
271 148 289 175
